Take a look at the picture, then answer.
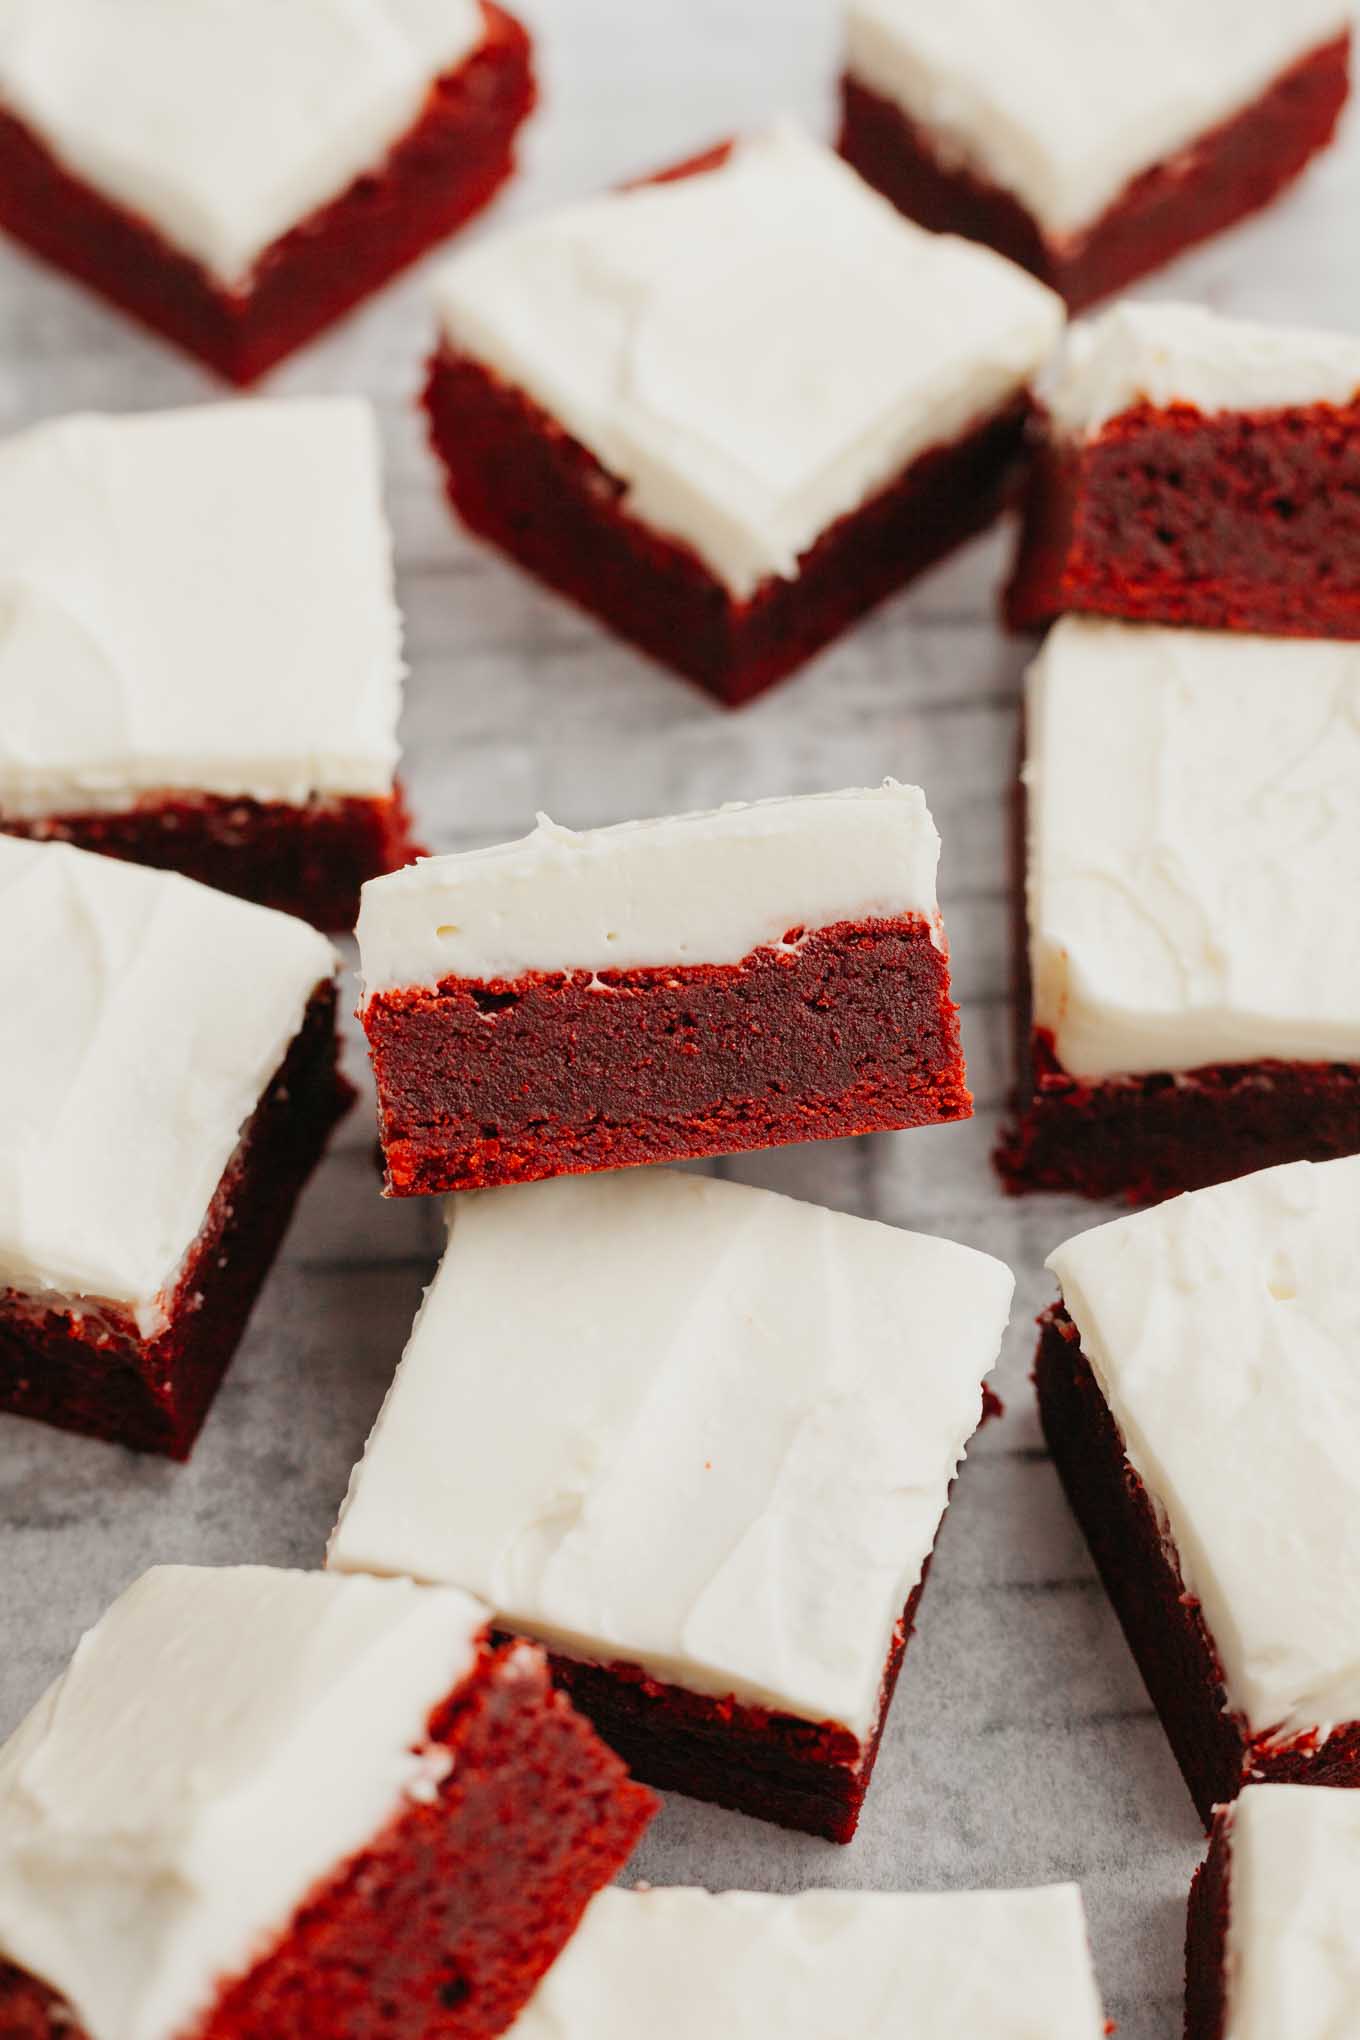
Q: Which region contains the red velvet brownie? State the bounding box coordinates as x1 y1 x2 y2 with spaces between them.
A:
507 1885 1106 2037
1007 303 1360 637
0 1566 655 2040
357 785 970 1196
0 0 534 384
1186 1787 1360 2040
423 125 1062 705
999 617 1360 1205
0 400 419 931
328 1168 1015 1843
0 838 352 1459
1038 1158 1360 1826
841 0 1351 310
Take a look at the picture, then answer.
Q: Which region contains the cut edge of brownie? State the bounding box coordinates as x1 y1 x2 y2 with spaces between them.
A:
1184 1807 1234 2040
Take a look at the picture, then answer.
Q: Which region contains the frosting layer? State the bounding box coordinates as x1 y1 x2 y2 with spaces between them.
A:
0 1565 486 2040
0 0 486 284
1049 1157 1360 1743
329 1169 1014 1739
0 837 337 1325
432 125 1061 598
0 400 403 817
1043 302 1360 438
1223 1786 1360 2040
509 1884 1105 2038
1025 617 1360 1081
358 783 942 995
845 0 1351 237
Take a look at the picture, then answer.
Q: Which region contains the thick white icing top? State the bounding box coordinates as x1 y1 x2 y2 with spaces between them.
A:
0 0 487 284
1049 1157 1360 1744
0 837 337 1329
0 400 403 817
1223 1786 1360 2040
358 783 942 996
1025 617 1360 1081
845 0 1352 238
329 1169 1014 1739
0 1566 487 2040
432 124 1062 597
509 1884 1106 2039
1044 302 1360 438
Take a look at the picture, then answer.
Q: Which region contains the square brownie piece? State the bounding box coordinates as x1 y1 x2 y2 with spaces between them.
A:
510 1885 1105 2036
0 1566 655 2040
0 399 417 932
0 0 535 383
998 617 1360 1205
1038 1158 1360 1826
1007 303 1360 637
841 0 1351 310
423 125 1061 705
357 785 971 1194
0 837 352 1458
328 1168 1015 1842
1186 1786 1360 2040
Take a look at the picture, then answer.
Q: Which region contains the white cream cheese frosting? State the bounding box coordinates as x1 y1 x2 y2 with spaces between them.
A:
0 400 404 818
358 783 943 996
0 837 337 1330
509 1884 1106 2039
0 1566 487 2040
1049 1157 1360 1745
845 0 1351 239
1222 1786 1360 2040
0 0 487 285
1025 617 1360 1082
329 1169 1014 1739
1043 302 1360 439
431 124 1062 598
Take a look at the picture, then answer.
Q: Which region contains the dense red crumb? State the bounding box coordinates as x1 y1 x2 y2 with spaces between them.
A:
0 1641 656 2040
1 788 422 933
423 345 1030 707
1036 1309 1360 1827
363 917 971 1197
0 2 535 384
1184 1811 1233 2040
1006 399 1360 636
998 1029 1360 1206
0 983 352 1460
839 34 1350 311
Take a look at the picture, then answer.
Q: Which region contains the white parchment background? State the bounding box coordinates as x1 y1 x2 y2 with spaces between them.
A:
2 7 1356 2034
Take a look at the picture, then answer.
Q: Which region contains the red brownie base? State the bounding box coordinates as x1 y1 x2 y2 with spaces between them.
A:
1006 399 1360 637
840 34 1351 312
998 1028 1360 1206
517 1563 933 1846
1036 1308 1360 1827
1185 1811 1234 2040
363 916 971 1197
2 788 422 933
0 1638 656 2040
0 3 535 385
423 344 1031 707
0 982 352 1460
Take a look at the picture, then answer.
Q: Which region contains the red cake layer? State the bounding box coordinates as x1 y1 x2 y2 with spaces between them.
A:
1006 398 1360 636
0 2 535 384
0 982 352 1459
840 33 1351 312
1036 1308 1360 1826
423 344 1031 707
516 1565 932 1846
998 1028 1360 1206
0 1639 656 2040
363 916 971 1197
1184 1811 1233 2040
2 789 422 933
